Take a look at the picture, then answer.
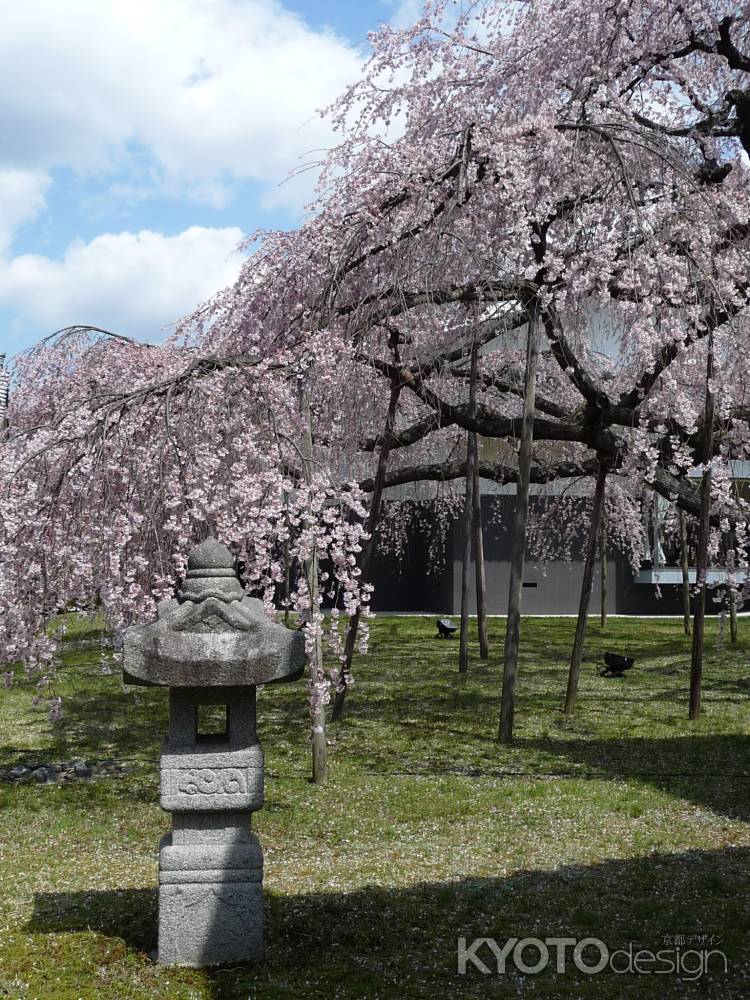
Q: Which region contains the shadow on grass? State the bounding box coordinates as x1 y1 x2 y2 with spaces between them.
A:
519 735 750 821
0 682 170 766
354 733 750 822
29 847 750 999
30 887 157 953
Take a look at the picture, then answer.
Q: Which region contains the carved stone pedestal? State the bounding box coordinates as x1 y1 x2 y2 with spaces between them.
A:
158 828 263 966
158 687 265 965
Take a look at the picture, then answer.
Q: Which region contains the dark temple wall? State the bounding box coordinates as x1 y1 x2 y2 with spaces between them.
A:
369 494 618 616
368 495 724 616
449 495 618 616
368 505 455 613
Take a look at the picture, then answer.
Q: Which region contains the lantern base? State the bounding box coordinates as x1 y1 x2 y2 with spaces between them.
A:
157 831 263 967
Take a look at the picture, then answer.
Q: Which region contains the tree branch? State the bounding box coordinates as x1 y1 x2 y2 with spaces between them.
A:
359 456 601 492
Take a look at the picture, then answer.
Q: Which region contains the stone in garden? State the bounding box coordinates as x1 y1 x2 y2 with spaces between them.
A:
123 538 304 967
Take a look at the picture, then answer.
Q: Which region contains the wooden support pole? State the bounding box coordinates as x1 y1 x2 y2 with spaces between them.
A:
689 332 714 721
600 508 607 631
679 508 691 637
472 429 489 659
728 528 738 645
300 394 327 784
460 336 487 668
564 461 608 715
499 309 538 744
331 381 401 721
458 433 473 674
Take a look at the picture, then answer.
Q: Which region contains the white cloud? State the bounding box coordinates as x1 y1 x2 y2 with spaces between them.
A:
385 0 425 29
0 226 244 345
0 170 51 255
0 0 365 212
0 2 374 355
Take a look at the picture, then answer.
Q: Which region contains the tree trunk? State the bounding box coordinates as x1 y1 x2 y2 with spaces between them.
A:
564 461 608 715
679 508 691 637
300 393 326 784
600 508 607 631
331 381 401 721
689 332 714 721
472 429 489 659
499 309 538 744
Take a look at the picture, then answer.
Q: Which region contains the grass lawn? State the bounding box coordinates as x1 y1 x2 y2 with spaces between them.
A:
0 613 749 998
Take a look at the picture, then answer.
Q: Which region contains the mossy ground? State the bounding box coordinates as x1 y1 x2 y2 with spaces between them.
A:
0 614 749 998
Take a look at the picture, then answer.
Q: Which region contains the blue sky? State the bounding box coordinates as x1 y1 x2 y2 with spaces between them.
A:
0 0 421 359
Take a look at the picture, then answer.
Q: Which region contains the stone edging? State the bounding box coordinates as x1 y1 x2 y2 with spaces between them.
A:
0 759 130 784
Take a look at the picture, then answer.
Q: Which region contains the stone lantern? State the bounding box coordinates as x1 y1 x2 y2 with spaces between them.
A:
123 538 304 967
